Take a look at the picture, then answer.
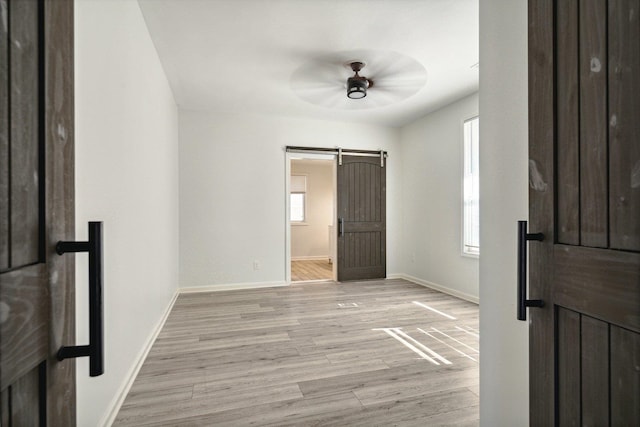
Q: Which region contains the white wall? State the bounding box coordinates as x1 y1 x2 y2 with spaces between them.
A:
399 93 479 301
179 111 401 288
75 1 179 426
291 160 334 259
479 0 529 425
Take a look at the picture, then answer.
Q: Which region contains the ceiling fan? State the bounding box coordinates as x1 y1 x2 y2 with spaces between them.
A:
290 50 427 110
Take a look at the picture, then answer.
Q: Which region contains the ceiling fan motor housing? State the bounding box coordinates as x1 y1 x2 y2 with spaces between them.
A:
347 76 368 99
347 61 369 99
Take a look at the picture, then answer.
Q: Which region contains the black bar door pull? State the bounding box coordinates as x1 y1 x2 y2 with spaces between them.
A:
56 221 104 377
338 218 344 236
517 220 544 321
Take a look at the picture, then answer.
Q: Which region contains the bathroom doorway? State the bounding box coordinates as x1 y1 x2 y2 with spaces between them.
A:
286 154 337 282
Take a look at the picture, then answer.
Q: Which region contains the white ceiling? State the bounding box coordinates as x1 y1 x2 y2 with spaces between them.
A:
138 0 479 128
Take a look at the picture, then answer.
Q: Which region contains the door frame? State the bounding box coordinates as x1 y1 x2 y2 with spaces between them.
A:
284 152 338 283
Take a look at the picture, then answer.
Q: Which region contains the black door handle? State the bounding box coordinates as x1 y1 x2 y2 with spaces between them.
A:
517 220 545 321
338 218 344 236
56 221 104 377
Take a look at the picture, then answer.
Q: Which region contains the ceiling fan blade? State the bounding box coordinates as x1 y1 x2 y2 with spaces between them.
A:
294 86 344 108
372 78 427 89
291 81 346 92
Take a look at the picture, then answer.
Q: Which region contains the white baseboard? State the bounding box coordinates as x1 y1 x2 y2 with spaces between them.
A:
99 291 178 427
179 281 288 293
392 274 479 304
291 256 329 261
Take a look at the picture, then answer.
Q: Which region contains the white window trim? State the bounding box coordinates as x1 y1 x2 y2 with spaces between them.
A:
462 115 480 258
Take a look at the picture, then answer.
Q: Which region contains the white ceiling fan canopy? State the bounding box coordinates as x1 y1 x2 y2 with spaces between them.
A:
290 50 428 110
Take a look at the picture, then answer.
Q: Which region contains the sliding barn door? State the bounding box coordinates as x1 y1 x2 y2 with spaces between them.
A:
337 155 386 281
529 0 640 424
0 0 76 424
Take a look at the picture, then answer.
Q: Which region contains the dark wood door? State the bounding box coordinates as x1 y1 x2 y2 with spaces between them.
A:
529 0 640 424
0 0 76 424
337 155 386 281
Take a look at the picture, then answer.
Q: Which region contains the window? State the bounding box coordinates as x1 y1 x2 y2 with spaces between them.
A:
290 175 307 223
290 193 305 222
463 116 479 256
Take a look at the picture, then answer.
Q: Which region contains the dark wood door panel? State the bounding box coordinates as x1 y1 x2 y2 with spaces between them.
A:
0 0 43 272
338 266 386 282
556 308 639 425
557 307 580 425
43 0 77 423
611 325 640 424
337 155 386 282
0 264 49 388
528 1 556 423
579 0 609 248
609 0 640 252
556 0 580 246
554 245 640 333
343 159 383 223
0 363 45 426
340 231 384 280
0 0 76 424
530 0 640 423
0 0 8 272
0 0 47 393
9 0 41 268
343 222 384 233
556 0 640 253
580 315 609 426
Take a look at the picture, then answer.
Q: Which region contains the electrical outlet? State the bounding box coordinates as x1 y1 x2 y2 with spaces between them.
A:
253 261 260 270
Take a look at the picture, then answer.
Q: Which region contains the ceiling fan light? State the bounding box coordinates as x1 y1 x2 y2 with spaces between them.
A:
347 77 368 99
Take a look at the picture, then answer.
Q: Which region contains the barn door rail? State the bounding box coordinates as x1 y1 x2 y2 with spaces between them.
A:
55 221 104 377
286 146 388 163
517 220 545 321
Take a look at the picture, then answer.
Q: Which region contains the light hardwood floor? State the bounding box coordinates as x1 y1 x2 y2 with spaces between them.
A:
114 279 479 426
291 259 333 282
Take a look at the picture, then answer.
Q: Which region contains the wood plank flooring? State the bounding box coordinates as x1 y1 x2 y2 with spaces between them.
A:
114 279 479 426
291 259 333 282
